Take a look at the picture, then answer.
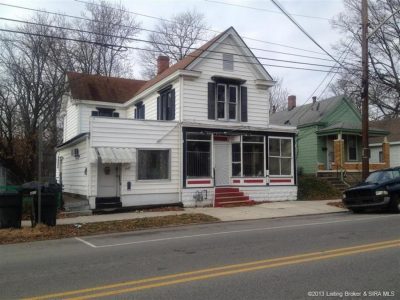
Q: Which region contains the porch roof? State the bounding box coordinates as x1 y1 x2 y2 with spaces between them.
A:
94 147 134 164
316 121 388 137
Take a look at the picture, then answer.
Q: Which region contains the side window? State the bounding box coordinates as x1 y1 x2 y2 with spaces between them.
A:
92 107 119 118
137 150 170 180
157 88 175 120
269 137 293 176
135 101 145 120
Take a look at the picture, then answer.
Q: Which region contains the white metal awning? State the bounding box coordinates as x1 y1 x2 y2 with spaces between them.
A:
95 147 135 163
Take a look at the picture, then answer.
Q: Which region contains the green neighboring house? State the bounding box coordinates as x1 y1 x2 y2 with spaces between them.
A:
270 95 388 176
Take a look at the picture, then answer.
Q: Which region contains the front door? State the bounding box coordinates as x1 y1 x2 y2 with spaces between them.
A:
97 163 120 197
214 141 230 186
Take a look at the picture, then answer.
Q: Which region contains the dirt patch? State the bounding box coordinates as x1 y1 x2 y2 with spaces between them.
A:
0 213 219 245
327 201 346 209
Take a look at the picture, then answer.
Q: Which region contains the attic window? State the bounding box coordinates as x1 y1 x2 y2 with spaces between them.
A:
223 53 234 71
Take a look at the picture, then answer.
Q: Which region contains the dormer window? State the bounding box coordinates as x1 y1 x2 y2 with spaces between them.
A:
223 53 234 71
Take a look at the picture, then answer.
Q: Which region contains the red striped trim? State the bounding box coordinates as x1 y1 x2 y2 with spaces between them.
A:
270 179 292 183
187 180 211 184
232 179 241 183
243 179 264 183
213 136 229 141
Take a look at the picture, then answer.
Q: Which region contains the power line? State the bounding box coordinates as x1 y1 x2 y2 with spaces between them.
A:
0 1 335 62
0 27 344 74
205 0 331 21
270 0 345 68
73 0 329 56
0 17 341 69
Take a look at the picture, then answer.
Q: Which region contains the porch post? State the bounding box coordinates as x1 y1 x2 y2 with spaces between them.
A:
382 136 390 168
333 134 344 172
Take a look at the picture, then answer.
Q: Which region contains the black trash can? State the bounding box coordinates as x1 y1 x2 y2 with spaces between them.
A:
33 193 57 226
0 191 22 228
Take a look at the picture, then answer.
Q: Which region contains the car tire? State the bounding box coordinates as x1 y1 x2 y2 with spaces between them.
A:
350 208 363 213
388 194 400 213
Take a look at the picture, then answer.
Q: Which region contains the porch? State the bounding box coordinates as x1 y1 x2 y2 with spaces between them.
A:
183 128 296 189
315 123 389 176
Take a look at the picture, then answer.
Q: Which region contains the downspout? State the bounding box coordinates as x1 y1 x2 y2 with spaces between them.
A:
179 76 184 205
86 134 90 200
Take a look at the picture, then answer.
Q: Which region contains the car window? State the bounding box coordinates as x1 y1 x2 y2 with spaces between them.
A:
366 171 394 184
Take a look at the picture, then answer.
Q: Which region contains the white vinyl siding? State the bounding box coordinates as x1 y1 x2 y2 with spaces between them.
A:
80 104 126 134
63 99 79 142
126 80 181 121
56 139 88 196
90 118 180 196
183 36 269 128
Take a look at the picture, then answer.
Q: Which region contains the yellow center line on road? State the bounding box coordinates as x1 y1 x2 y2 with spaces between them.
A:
24 238 400 300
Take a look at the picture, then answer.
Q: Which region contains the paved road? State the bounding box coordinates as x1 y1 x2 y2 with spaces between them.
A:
1 212 400 299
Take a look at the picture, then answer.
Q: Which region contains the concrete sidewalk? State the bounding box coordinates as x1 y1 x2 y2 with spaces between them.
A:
21 200 346 227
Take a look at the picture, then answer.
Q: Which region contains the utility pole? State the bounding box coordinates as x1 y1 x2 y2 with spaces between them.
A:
37 123 43 224
361 0 369 181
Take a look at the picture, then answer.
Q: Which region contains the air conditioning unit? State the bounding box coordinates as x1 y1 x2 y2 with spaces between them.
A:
71 148 80 159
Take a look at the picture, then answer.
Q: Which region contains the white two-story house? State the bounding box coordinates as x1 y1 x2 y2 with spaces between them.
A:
56 27 297 210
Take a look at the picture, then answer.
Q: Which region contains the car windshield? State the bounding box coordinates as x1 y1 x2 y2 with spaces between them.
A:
365 170 400 184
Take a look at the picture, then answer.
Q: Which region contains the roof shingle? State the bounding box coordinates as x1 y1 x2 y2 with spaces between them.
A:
67 72 147 103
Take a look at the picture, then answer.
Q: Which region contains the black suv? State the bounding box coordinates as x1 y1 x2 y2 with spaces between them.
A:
342 167 400 213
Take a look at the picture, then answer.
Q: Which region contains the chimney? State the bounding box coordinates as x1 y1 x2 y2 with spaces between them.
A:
288 95 296 111
157 55 170 75
312 96 317 104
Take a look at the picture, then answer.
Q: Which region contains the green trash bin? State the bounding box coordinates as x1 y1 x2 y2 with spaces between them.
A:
33 193 57 227
0 190 22 228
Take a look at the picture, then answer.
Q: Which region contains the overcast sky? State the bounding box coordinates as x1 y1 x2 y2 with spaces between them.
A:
0 0 347 105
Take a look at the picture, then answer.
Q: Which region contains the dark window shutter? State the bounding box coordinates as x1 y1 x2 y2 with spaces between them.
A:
157 96 161 120
170 89 175 120
91 111 99 116
134 108 137 119
112 112 119 118
240 86 248 122
208 82 216 119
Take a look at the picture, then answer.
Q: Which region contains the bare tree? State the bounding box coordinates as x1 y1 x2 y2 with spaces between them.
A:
331 0 400 119
0 13 69 181
71 0 140 77
139 10 209 79
269 77 288 114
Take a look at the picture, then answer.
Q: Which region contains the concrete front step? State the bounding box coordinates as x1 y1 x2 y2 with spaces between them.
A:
65 205 91 212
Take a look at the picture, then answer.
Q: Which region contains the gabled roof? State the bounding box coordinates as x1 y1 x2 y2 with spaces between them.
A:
67 72 147 103
370 118 400 143
66 27 271 104
66 30 227 104
134 29 228 96
270 95 353 127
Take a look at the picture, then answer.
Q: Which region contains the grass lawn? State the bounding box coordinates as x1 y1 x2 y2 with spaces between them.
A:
0 213 219 245
298 175 342 200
